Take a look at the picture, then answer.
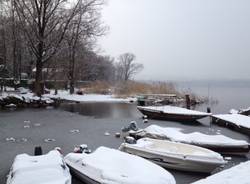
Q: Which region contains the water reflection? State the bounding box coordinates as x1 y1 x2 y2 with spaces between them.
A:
60 102 140 118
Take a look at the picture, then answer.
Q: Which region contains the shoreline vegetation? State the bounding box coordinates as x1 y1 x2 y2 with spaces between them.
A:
0 80 209 109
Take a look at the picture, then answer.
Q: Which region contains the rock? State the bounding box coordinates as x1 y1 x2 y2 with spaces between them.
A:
124 136 136 144
115 132 121 138
5 103 17 108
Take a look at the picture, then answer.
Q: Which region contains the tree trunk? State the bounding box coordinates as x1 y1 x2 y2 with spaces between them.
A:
69 50 76 94
34 61 43 97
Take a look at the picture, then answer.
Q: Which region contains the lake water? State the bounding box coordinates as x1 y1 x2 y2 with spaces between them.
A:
0 80 250 184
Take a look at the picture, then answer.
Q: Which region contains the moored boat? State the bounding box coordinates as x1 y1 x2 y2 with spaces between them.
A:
6 149 71 184
212 114 250 135
64 146 176 184
119 138 226 173
130 125 250 155
137 105 211 122
191 160 250 184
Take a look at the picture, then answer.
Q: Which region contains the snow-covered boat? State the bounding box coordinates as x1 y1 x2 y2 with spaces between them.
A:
119 138 226 173
212 114 250 135
64 146 176 184
230 107 250 116
6 150 71 184
130 125 250 154
192 160 250 184
137 105 211 122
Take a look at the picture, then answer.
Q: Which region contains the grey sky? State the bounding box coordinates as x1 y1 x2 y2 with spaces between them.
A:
98 0 250 81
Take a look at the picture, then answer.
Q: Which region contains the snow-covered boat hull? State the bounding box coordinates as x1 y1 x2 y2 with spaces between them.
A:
192 160 250 184
66 162 100 184
6 150 71 184
65 146 176 184
137 106 210 122
212 114 250 135
119 138 226 173
130 125 250 155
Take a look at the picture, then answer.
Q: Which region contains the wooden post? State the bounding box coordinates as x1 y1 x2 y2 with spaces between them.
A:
185 94 191 109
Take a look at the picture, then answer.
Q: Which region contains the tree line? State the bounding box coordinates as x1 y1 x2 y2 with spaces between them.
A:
0 0 143 95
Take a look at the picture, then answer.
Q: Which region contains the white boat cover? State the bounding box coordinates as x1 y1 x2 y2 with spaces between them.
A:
7 150 71 184
65 146 176 184
192 160 250 184
142 125 249 147
138 105 211 116
213 114 250 129
123 138 225 162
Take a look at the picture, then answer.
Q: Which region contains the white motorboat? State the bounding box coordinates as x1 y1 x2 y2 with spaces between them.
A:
64 146 176 184
130 125 250 154
6 149 71 184
119 138 226 173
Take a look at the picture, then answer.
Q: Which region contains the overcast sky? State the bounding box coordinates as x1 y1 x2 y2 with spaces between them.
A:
98 0 250 81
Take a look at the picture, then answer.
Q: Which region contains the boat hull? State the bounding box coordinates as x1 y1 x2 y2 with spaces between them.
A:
129 131 250 155
138 107 208 122
66 161 100 184
120 146 224 173
212 116 250 135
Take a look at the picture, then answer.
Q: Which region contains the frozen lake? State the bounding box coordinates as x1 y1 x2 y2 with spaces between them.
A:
0 81 250 184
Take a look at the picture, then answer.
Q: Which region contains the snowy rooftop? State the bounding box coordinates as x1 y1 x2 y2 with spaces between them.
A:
213 114 250 129
65 146 176 184
192 161 250 184
8 150 71 184
143 125 248 147
138 105 211 116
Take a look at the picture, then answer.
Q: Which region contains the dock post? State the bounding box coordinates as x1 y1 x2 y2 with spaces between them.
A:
34 146 43 156
207 107 212 127
185 94 191 109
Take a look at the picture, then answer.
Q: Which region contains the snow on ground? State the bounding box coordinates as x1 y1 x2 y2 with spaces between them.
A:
65 146 176 184
142 125 248 147
213 114 250 129
138 105 210 115
0 89 135 103
7 150 71 184
192 160 250 184
44 90 135 103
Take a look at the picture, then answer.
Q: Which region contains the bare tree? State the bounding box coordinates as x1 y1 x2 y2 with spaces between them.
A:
14 0 81 96
117 53 143 81
65 0 106 94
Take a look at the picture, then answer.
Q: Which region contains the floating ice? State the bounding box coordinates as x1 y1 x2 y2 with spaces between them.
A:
44 138 56 142
6 137 15 142
104 132 110 136
69 129 80 133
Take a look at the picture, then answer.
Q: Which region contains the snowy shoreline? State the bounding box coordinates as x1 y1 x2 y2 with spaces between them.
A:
0 90 136 108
